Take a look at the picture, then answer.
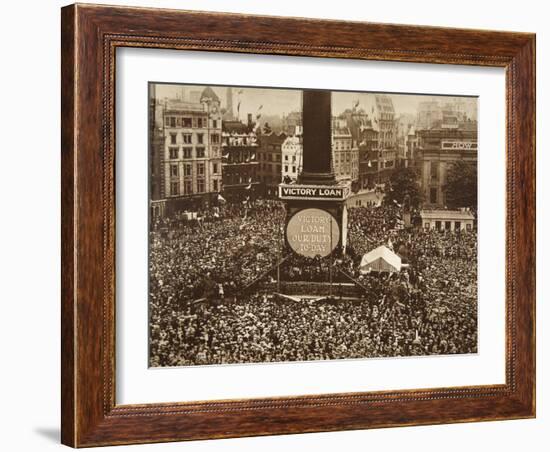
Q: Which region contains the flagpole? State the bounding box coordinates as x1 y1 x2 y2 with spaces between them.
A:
329 213 333 299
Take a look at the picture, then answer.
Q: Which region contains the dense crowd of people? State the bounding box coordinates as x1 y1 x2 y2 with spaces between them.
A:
149 200 478 367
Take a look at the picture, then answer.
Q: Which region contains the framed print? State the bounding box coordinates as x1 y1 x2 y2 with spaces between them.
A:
61 3 536 447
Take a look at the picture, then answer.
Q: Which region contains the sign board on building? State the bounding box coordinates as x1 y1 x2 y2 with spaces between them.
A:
278 184 350 201
286 208 340 258
441 140 478 151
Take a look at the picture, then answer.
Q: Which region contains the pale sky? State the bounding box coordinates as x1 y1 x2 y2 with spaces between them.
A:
153 83 477 119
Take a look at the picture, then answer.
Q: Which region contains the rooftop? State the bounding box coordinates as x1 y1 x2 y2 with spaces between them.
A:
420 209 475 220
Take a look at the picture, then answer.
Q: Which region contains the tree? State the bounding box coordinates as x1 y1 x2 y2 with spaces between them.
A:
383 167 423 209
445 160 477 210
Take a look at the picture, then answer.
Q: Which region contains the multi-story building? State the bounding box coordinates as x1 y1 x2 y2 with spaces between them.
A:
331 117 359 183
416 121 478 206
337 104 399 189
221 115 260 201
395 113 416 166
258 131 287 197
337 109 377 189
149 85 166 218
281 134 303 183
373 94 397 149
403 125 418 168
159 86 223 214
357 118 380 189
349 95 398 188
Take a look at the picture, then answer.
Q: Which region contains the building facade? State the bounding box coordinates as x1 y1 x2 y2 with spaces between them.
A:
357 119 381 189
416 122 478 206
159 87 223 214
221 117 260 201
331 117 359 183
149 85 166 217
402 125 418 168
373 95 397 149
281 134 303 183
258 131 287 197
419 209 475 231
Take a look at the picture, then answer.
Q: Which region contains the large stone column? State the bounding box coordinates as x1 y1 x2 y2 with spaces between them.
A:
278 89 350 260
299 89 336 185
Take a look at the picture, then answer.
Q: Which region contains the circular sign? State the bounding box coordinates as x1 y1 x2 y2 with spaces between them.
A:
286 208 340 258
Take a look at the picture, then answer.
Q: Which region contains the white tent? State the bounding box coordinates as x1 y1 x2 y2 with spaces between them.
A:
360 245 402 274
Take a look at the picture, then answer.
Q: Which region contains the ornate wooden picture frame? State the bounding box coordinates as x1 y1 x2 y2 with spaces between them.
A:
61 3 535 447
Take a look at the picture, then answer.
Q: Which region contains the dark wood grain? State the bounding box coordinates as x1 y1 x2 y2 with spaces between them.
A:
61 3 536 447
60 5 76 447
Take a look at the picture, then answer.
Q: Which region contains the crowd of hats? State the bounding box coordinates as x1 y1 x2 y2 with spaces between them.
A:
148 201 478 367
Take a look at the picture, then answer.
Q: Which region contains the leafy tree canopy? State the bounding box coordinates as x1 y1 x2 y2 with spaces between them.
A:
445 160 477 210
383 167 423 209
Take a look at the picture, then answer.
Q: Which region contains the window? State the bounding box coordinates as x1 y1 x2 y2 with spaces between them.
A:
183 117 192 127
284 165 288 173
197 163 205 176
196 147 205 158
435 220 442 230
430 187 437 204
182 133 192 144
213 179 218 191
170 164 178 178
170 181 179 196
197 133 204 144
285 155 289 161
211 134 220 144
424 222 430 229
184 180 192 194
292 156 296 163
213 163 218 174
169 147 178 159
445 221 451 230
196 117 204 128
169 117 176 128
292 166 296 173
430 161 438 180
212 119 218 128
170 133 177 145
183 148 192 159
197 179 205 193
466 223 472 231
455 221 461 230
184 164 192 177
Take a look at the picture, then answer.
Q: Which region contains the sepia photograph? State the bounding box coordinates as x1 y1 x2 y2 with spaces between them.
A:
148 83 479 368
